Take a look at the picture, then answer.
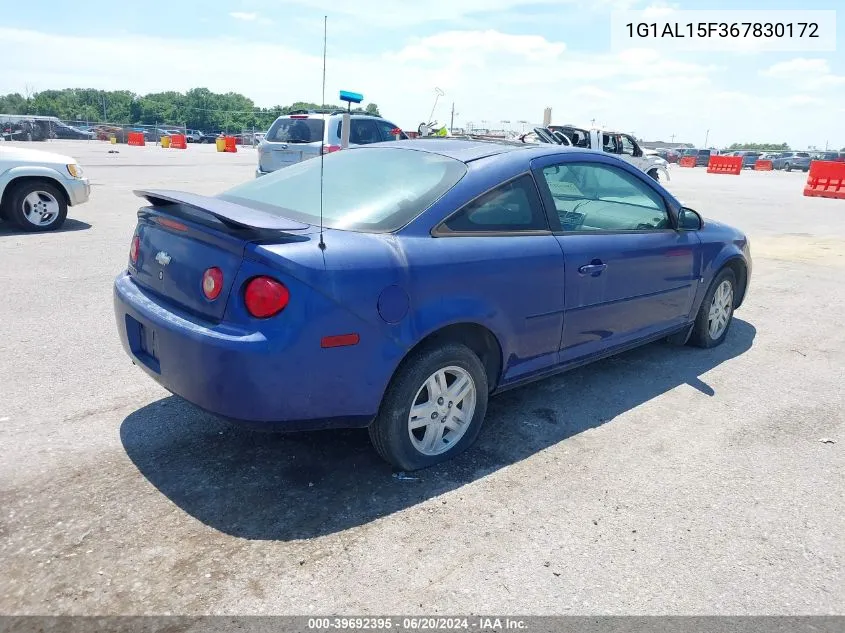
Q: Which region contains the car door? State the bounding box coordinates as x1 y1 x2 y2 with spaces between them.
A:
349 119 381 145
531 155 700 363
372 119 409 141
619 134 648 171
432 174 566 381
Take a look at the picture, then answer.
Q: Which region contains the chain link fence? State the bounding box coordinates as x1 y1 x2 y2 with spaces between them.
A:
2 114 264 146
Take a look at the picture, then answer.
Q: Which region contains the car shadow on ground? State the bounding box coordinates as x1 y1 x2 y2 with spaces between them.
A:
0 218 92 235
121 318 755 541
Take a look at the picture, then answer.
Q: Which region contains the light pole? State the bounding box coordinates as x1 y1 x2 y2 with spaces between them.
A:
428 87 444 125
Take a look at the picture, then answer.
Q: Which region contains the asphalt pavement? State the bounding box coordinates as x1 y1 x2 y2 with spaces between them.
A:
0 141 842 614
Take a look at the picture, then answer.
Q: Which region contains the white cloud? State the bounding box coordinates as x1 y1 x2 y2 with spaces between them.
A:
786 95 825 107
229 12 258 21
763 58 829 77
762 57 845 91
0 26 842 148
286 0 641 27
641 1 679 18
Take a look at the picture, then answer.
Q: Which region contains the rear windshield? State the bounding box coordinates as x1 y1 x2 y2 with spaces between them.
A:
266 117 324 143
219 147 467 232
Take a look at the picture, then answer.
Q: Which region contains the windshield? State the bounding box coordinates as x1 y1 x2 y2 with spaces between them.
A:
266 117 325 143
220 147 467 232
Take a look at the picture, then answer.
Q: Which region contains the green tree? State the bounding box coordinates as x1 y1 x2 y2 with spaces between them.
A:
0 87 388 131
726 142 790 151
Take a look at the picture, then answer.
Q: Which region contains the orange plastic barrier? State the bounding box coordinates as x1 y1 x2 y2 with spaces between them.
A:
707 155 742 175
754 159 773 171
224 136 237 153
170 134 187 149
127 132 145 146
678 156 696 167
803 160 845 200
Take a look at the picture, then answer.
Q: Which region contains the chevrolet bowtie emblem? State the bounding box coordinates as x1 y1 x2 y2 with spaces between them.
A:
155 251 171 266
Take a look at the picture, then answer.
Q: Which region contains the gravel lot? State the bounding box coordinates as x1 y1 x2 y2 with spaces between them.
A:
0 140 842 615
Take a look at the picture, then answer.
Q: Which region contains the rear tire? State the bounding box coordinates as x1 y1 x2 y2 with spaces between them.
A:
369 342 488 471
6 181 67 232
785 163 792 172
689 268 736 349
648 169 659 181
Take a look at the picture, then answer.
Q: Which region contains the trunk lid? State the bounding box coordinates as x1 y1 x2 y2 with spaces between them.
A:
258 141 322 172
129 189 312 321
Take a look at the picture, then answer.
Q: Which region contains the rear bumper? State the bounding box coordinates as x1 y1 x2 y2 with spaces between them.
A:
113 272 376 429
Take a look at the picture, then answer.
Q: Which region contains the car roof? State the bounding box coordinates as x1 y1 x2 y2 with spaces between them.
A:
358 138 603 164
273 112 390 122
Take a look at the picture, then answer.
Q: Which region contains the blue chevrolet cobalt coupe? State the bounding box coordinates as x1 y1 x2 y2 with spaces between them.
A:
114 140 751 470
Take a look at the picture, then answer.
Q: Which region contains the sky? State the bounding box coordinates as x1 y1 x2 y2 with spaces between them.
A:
1 0 843 148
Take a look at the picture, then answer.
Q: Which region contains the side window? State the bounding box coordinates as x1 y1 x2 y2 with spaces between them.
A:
442 175 548 233
349 119 380 144
373 119 408 141
620 135 636 156
540 162 670 232
602 134 621 154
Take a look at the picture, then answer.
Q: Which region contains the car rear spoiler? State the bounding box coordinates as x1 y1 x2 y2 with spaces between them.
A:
134 189 310 232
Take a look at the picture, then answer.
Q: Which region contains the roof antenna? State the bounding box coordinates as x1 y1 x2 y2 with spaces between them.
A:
318 15 328 251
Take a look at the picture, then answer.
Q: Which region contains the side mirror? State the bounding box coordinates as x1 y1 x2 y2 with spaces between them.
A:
678 207 703 231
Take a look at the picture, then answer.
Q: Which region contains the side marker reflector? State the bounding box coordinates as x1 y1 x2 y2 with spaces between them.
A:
321 334 360 348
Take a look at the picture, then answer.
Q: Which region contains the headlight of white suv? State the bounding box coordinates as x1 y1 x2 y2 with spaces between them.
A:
67 164 84 178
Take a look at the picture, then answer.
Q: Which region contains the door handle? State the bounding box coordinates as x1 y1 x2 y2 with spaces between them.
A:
578 263 607 275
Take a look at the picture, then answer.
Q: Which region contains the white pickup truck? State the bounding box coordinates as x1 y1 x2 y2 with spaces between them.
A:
549 125 671 182
0 145 90 231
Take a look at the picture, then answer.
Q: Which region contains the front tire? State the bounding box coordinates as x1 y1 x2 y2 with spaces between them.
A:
369 342 488 471
6 181 67 232
689 268 736 348
785 163 792 172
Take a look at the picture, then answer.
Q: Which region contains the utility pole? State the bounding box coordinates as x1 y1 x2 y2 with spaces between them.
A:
670 133 676 143
704 129 710 148
450 102 455 132
102 95 107 122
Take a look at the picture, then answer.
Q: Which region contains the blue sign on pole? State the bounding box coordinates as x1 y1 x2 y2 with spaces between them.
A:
339 90 364 104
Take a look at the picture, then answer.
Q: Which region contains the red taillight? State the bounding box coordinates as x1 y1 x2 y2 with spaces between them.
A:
202 267 224 300
322 144 341 154
129 235 140 264
244 276 289 318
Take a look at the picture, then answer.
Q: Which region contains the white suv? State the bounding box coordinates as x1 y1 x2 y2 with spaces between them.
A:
256 111 407 176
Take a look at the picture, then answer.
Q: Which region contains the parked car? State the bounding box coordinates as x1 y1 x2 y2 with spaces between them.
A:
818 152 845 162
1 116 52 141
771 152 812 172
734 151 762 169
53 122 95 140
185 129 204 143
693 149 713 166
548 125 670 181
256 111 408 176
658 148 680 163
113 140 751 470
198 131 222 143
0 145 90 231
